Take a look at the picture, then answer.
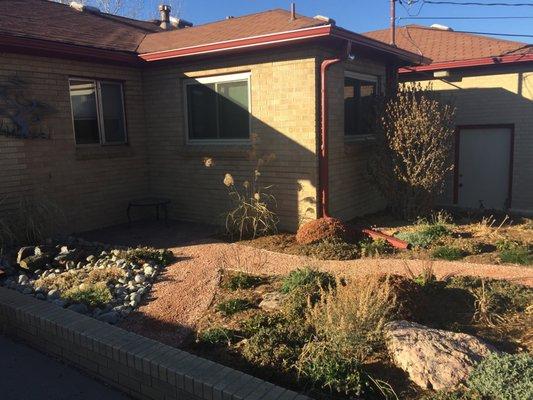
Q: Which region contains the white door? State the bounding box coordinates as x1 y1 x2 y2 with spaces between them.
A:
457 127 512 210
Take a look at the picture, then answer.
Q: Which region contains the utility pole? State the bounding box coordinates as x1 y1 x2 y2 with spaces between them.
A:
390 0 396 46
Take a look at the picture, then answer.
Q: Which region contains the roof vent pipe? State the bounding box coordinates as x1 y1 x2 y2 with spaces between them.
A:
159 4 172 30
290 3 296 20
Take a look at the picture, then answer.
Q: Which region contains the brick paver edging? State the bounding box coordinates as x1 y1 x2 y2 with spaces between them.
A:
0 287 310 400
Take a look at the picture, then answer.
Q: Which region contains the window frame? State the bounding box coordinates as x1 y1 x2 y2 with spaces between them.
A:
68 77 128 146
343 71 381 141
183 72 252 145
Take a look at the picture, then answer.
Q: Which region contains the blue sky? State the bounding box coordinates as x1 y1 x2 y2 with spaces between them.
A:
156 0 533 44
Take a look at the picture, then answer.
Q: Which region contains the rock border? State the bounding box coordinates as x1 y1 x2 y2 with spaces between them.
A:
0 287 309 400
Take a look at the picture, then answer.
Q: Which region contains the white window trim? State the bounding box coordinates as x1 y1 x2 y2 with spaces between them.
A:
183 72 252 145
343 71 381 141
69 78 128 146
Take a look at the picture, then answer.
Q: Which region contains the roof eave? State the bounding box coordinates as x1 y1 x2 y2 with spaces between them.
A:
331 27 429 65
399 53 533 73
0 34 141 66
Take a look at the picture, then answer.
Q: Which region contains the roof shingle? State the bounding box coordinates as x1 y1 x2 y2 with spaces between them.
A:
364 25 531 64
137 9 327 54
0 0 160 53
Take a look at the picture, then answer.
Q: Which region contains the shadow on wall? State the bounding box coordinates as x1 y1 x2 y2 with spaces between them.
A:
143 53 321 232
431 86 532 212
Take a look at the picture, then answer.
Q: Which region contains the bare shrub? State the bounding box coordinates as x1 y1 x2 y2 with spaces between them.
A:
222 135 278 240
370 83 456 219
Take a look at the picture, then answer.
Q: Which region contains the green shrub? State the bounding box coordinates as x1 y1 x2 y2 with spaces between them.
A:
225 272 264 291
396 223 451 248
467 353 533 400
296 342 394 398
304 238 359 260
359 238 393 257
241 313 286 335
296 341 367 396
62 283 112 308
419 390 480 400
432 246 465 261
496 240 532 265
198 327 234 345
280 268 334 294
216 298 253 316
121 247 174 266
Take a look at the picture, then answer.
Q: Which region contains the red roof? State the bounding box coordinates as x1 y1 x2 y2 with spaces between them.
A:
364 25 531 64
0 0 160 53
0 0 421 65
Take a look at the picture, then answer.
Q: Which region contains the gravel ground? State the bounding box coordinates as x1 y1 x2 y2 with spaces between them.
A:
119 239 533 347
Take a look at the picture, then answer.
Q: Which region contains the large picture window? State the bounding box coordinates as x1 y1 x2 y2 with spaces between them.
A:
69 79 127 145
344 72 379 137
185 72 250 142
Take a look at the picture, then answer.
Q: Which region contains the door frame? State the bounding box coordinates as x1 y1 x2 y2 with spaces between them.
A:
453 124 515 208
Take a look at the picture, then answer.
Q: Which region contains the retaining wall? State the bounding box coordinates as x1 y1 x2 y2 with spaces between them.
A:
0 287 309 400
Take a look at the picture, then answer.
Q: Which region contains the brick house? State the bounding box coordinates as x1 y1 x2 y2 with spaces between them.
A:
0 0 421 234
365 25 533 215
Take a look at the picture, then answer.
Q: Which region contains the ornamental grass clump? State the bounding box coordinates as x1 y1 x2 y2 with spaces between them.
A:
370 84 456 219
222 135 278 240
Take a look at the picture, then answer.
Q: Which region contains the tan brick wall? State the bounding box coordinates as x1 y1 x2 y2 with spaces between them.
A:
324 53 387 221
405 67 533 214
143 49 320 231
0 53 149 233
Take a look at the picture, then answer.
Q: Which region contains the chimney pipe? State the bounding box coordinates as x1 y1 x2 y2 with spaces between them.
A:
390 0 396 46
159 4 171 29
290 3 296 21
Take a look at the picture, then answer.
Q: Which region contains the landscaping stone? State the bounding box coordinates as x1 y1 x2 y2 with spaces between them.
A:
18 274 29 285
259 292 286 311
17 246 35 264
47 289 60 300
384 320 497 391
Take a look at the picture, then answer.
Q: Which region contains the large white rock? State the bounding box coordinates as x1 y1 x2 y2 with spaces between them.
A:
384 320 497 391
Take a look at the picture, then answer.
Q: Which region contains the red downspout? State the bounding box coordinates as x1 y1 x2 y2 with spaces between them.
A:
319 41 351 218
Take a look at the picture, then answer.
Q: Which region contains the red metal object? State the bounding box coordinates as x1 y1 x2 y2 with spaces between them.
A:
362 228 409 250
319 41 351 217
399 53 533 74
319 57 341 217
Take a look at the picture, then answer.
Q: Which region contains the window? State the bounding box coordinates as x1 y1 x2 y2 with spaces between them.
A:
344 72 379 137
69 79 127 145
185 73 250 142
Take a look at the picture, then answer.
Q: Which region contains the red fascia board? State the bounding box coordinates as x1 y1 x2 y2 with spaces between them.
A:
139 25 333 62
399 53 533 73
330 27 429 65
0 34 140 65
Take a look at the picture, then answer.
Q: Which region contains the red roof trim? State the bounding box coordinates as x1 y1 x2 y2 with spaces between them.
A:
399 53 533 73
139 25 333 61
0 34 140 65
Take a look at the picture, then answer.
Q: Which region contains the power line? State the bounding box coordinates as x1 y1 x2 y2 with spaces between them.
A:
421 1 533 6
420 28 533 37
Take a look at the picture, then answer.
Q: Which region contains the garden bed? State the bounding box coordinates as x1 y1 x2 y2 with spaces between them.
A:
189 267 533 399
0 238 173 324
242 212 533 266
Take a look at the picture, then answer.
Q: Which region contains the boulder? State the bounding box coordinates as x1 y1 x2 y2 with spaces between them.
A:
259 292 286 312
384 320 497 391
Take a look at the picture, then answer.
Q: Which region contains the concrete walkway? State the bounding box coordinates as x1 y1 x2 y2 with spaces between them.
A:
0 334 131 400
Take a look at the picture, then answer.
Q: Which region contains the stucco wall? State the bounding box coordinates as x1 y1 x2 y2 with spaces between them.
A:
142 48 320 231
0 53 149 234
325 54 387 221
405 67 533 214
